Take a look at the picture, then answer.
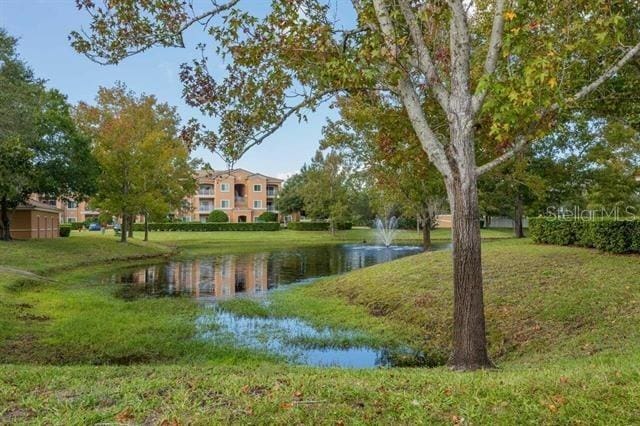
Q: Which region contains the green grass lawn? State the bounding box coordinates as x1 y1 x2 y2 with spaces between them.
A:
1 229 639 424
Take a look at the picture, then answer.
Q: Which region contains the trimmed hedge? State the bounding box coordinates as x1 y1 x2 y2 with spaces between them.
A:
59 225 71 237
529 218 640 254
131 222 280 232
287 221 330 231
335 221 353 230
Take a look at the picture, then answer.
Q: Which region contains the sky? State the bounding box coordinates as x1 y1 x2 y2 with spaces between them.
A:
0 0 354 180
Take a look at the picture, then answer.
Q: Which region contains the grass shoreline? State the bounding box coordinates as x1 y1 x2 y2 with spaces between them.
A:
2 230 639 424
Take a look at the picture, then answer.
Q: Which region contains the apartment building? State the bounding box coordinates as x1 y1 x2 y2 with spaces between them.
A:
183 168 283 223
34 168 282 225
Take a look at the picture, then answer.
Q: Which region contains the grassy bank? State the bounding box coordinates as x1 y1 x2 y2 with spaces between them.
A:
1 230 639 424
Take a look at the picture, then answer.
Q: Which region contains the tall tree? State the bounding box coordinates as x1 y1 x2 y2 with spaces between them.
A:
321 94 447 248
76 84 195 242
73 1 640 370
301 150 352 234
0 29 97 240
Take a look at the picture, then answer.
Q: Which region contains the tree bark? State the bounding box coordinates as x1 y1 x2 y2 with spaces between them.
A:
447 179 493 370
144 212 149 242
1 197 12 241
127 215 134 238
120 212 128 243
422 215 431 250
514 193 524 238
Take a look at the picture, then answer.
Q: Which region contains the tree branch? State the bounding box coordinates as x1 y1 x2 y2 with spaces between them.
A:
81 0 240 65
472 0 506 115
396 76 452 178
397 0 450 111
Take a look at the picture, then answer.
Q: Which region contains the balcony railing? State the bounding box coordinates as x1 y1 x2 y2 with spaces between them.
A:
266 189 278 197
235 196 247 207
199 206 213 213
198 190 214 196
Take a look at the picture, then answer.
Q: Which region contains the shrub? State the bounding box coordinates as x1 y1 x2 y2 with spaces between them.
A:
130 222 280 232
69 222 84 230
529 218 640 254
207 210 229 223
287 221 330 231
257 211 278 222
59 225 71 237
334 221 353 230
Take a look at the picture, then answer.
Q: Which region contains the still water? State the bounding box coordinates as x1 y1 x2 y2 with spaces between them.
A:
108 244 426 300
106 244 441 368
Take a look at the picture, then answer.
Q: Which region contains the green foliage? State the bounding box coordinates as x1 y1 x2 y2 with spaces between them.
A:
207 210 229 223
69 222 84 231
257 211 278 222
0 29 97 239
276 173 305 214
529 218 640 254
76 83 196 240
131 222 280 232
335 222 352 231
58 225 71 237
286 221 330 231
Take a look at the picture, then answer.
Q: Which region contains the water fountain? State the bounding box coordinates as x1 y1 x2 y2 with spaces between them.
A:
374 216 399 247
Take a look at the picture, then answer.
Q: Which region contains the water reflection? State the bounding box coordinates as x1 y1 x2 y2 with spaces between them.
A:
109 244 426 300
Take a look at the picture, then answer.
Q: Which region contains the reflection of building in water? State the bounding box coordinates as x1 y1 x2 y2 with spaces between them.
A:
119 255 269 298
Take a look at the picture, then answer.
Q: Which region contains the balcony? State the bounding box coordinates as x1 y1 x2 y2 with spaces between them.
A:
266 189 278 197
199 205 213 213
198 189 214 197
235 196 247 208
267 206 278 212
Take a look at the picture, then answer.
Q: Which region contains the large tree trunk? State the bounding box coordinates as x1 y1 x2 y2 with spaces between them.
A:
120 213 128 243
422 215 432 250
447 178 493 370
1 197 11 241
514 192 524 238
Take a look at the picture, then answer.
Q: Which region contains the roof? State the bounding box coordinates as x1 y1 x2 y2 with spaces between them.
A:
196 168 283 182
17 200 61 213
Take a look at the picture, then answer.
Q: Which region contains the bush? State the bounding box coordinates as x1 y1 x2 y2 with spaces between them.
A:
69 222 84 230
59 225 71 237
529 218 640 254
130 222 280 232
207 210 229 223
334 221 353 230
257 211 278 222
287 221 330 231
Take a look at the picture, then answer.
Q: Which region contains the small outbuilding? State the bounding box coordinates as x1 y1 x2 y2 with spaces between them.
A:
10 201 61 240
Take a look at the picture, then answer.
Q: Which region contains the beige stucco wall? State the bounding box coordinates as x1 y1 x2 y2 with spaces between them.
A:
10 209 59 240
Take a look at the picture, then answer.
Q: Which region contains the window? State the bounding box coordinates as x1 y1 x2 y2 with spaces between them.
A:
221 200 230 208
220 183 230 192
67 217 76 223
253 184 262 192
253 200 262 209
67 201 78 208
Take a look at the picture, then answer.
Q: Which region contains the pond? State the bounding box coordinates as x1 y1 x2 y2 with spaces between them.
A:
106 243 445 368
107 244 428 300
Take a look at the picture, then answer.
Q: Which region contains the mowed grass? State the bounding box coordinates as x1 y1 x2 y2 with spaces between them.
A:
1 229 640 424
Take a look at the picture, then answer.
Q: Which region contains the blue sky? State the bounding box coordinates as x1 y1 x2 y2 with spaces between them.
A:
0 0 354 179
